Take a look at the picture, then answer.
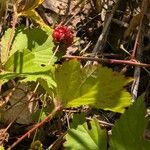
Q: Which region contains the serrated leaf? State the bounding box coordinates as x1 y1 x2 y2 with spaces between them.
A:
8 27 55 66
55 60 132 113
64 118 107 150
110 95 150 150
1 27 56 88
0 71 19 84
1 49 56 88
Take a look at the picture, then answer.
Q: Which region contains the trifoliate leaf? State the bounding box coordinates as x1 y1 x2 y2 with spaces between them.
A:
110 95 150 150
64 118 107 150
55 60 132 113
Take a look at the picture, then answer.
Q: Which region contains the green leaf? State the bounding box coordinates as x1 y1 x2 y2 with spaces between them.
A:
64 118 107 150
1 49 56 88
55 60 131 113
0 27 56 88
9 27 56 66
110 95 150 150
32 106 53 122
0 71 19 84
1 28 11 63
70 113 86 129
0 146 5 150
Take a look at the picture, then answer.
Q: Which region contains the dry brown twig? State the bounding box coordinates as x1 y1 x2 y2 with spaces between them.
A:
92 0 120 55
131 0 149 101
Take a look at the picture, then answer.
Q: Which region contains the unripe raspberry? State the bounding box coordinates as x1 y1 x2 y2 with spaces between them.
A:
52 25 74 46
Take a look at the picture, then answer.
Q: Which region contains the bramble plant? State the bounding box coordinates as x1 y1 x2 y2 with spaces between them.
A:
0 0 150 150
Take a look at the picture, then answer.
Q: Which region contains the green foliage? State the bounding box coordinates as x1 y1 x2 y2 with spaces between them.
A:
0 146 5 150
32 105 54 122
110 95 150 150
1 27 55 65
55 60 131 113
65 95 150 150
1 28 11 64
70 113 86 128
64 116 107 150
0 27 56 88
10 27 55 65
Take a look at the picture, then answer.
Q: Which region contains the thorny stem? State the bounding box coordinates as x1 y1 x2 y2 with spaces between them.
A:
63 55 150 68
8 104 62 150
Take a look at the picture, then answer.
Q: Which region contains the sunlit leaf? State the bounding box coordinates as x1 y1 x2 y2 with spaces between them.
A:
55 60 132 113
2 27 55 66
1 49 56 88
1 28 11 64
64 117 107 150
0 146 5 150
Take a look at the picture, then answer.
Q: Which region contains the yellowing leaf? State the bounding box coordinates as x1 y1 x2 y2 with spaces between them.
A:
1 28 11 64
17 0 44 13
21 10 50 29
55 60 132 113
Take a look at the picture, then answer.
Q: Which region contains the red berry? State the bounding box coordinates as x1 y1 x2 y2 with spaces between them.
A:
52 25 74 46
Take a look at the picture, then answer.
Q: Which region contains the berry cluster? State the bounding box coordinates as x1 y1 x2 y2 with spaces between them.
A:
52 25 74 46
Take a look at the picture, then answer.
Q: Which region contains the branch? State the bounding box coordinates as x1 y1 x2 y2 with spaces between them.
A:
8 104 62 150
92 0 120 55
63 55 150 68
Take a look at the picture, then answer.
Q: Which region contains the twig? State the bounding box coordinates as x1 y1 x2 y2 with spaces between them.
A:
131 0 149 101
48 45 59 65
92 0 120 55
62 0 71 25
46 133 66 150
2 83 40 139
86 117 114 127
63 55 150 68
8 104 62 150
5 5 18 63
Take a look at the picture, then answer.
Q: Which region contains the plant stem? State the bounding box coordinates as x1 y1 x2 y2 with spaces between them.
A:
5 5 18 63
8 104 62 150
63 55 150 68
